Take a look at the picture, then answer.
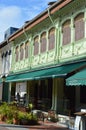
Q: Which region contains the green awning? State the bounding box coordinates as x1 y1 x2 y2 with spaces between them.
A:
6 61 86 82
66 68 86 86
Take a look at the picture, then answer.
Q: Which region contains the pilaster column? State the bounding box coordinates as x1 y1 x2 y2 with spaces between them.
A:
55 22 59 62
59 26 62 60
71 17 74 43
71 17 75 55
51 78 64 113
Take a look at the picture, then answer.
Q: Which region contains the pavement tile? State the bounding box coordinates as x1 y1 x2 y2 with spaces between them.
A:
0 127 9 130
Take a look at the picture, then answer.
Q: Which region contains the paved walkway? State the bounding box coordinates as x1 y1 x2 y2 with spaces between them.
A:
0 120 69 130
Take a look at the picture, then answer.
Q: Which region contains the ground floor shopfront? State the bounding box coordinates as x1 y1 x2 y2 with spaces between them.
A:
2 60 86 116
2 78 86 116
7 78 64 112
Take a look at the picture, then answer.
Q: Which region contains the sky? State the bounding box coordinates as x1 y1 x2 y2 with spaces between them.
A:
0 0 55 42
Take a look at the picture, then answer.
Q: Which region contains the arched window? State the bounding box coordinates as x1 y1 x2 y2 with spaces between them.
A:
48 28 55 50
25 41 29 58
74 13 84 41
34 36 39 55
41 32 47 53
16 46 19 62
62 20 71 45
20 44 24 60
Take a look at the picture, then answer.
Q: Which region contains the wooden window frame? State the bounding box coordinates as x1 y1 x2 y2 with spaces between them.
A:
25 42 29 58
62 20 71 45
34 36 39 55
40 32 47 53
48 28 55 50
74 13 84 41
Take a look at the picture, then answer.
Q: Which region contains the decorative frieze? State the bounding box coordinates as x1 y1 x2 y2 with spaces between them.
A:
60 45 72 60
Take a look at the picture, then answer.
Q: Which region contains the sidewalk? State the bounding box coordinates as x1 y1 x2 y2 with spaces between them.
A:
0 120 69 130
27 120 69 130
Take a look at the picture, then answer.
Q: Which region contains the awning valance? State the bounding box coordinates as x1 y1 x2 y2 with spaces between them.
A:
66 68 86 86
6 61 86 82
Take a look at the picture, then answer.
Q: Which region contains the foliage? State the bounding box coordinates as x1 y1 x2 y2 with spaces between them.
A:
0 102 38 125
18 111 38 125
28 103 33 110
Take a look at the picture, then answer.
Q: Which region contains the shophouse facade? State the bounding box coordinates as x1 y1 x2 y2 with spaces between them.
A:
1 0 86 116
0 27 18 102
0 40 12 102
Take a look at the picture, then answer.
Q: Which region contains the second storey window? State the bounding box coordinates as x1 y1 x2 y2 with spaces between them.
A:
74 13 84 41
34 36 39 55
20 44 24 60
41 32 47 53
25 41 29 58
62 20 71 45
48 28 55 50
16 46 19 62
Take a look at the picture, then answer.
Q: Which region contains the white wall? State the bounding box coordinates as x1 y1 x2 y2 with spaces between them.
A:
0 42 12 77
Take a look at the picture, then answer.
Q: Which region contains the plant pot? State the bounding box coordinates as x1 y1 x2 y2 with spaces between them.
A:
13 118 19 124
20 119 28 125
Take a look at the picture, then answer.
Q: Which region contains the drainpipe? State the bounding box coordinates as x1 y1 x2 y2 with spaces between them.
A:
47 7 55 26
47 7 58 63
22 26 29 41
23 27 32 69
47 7 56 110
23 25 33 70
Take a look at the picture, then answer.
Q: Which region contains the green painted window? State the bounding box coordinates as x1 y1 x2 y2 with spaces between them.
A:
48 27 55 50
74 13 84 41
34 36 39 55
40 32 47 53
62 20 71 45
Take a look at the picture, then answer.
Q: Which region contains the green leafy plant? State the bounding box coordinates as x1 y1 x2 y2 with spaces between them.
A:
18 111 38 125
0 102 38 125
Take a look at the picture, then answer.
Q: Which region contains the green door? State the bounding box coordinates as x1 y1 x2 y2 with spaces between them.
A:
2 82 9 102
